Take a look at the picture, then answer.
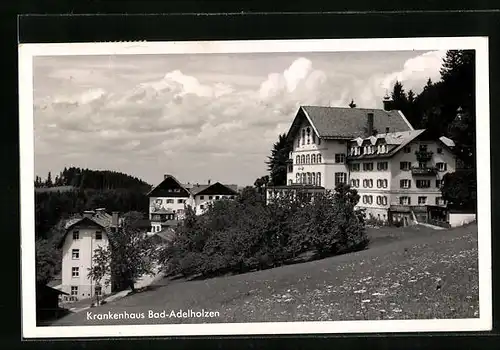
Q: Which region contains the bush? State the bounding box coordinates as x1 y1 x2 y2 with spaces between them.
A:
163 183 369 278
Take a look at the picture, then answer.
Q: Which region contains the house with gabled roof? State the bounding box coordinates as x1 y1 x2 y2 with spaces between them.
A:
147 175 239 233
267 96 457 226
58 208 121 301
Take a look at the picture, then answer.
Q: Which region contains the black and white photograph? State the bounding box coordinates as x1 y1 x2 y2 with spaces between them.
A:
19 37 491 338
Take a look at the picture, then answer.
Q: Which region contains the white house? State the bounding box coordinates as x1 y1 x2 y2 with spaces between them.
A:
147 175 239 233
58 209 120 301
267 97 457 226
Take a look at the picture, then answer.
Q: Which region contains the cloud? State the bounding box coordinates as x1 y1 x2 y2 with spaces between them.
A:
33 51 446 185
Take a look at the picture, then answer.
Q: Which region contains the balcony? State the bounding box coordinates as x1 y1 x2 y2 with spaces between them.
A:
415 150 433 162
411 166 437 176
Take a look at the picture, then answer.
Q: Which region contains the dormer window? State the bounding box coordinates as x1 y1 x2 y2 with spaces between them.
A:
72 230 79 240
306 127 311 144
95 231 102 240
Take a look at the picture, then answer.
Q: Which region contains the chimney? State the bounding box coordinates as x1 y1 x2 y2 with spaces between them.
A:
83 210 94 219
208 179 211 185
366 112 374 137
385 127 390 133
383 95 393 111
111 211 119 227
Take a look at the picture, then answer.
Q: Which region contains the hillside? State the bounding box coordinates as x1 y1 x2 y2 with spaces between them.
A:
50 223 479 326
35 167 152 193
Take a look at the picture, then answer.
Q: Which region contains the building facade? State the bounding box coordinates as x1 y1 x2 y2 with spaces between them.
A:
268 99 456 225
147 175 239 233
58 209 120 301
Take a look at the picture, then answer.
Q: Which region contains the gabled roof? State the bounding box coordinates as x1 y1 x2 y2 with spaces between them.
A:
439 136 455 148
192 182 239 196
286 106 414 142
147 174 191 197
59 211 116 248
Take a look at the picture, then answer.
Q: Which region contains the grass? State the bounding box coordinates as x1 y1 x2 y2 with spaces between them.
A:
49 223 479 326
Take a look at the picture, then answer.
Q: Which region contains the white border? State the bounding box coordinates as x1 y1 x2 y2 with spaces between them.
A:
19 37 492 338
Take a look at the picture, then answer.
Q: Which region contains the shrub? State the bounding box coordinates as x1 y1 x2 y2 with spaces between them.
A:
163 183 369 278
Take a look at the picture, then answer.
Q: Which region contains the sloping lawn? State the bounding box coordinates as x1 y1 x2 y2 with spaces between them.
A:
50 224 479 326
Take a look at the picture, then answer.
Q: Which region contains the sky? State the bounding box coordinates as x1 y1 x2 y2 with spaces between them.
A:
33 49 447 187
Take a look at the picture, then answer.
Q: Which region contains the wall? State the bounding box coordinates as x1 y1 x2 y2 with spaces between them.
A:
61 225 111 300
193 194 236 215
449 213 476 227
389 140 454 207
149 196 188 218
288 120 349 190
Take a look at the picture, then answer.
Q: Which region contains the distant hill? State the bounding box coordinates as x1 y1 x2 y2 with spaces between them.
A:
35 167 152 193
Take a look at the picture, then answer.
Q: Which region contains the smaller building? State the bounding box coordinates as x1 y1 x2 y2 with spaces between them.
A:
36 283 69 322
58 209 121 301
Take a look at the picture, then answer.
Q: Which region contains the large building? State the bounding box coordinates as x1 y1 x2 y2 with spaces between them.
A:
58 209 120 301
147 174 239 233
267 97 456 225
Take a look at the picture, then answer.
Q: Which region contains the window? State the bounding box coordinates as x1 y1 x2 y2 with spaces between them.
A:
317 154 322 163
177 199 184 204
311 154 316 163
306 154 310 164
335 172 347 186
377 162 388 171
363 195 373 204
351 179 360 188
209 196 213 200
400 162 411 171
318 138 321 145
301 155 305 164
311 173 316 185
307 173 312 185
363 179 373 188
200 195 205 200
296 173 300 183
380 179 388 188
437 147 443 154
215 196 220 200
200 205 205 210
296 155 300 164
363 163 374 171
419 162 427 169
350 163 360 172
376 196 387 205
335 154 346 163
436 162 447 171
72 249 79 259
436 179 442 188
95 231 102 240
166 199 174 204
312 133 316 144
436 197 445 205
306 127 311 144
95 286 102 297
317 172 322 186
301 129 305 145
399 196 411 205
403 146 411 153
400 179 411 188
288 180 293 185
418 196 427 205
72 230 79 240
416 180 431 188
71 286 78 296
72 267 79 278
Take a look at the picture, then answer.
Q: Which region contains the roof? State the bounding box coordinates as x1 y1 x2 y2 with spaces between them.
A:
152 227 176 242
348 129 427 160
286 106 413 141
148 175 238 197
267 185 325 190
439 136 455 147
59 210 117 248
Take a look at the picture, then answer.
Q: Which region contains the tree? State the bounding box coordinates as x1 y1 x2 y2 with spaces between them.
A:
36 238 60 285
348 99 357 108
391 81 408 109
266 133 292 186
254 175 270 194
441 170 477 210
407 89 415 104
46 172 53 187
88 212 158 293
